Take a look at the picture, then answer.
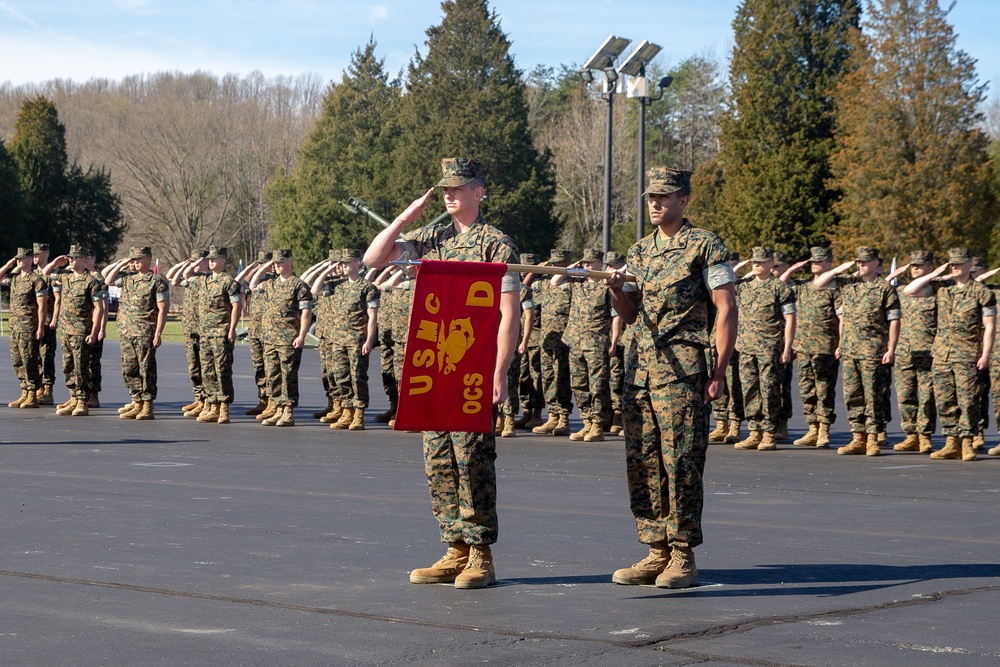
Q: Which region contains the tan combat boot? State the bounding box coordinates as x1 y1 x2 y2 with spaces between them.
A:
331 407 354 430
348 408 365 431
609 410 624 435
454 545 496 589
409 543 470 584
135 401 155 420
866 433 880 456
513 410 532 428
321 400 344 423
374 402 396 424
988 443 1000 456
708 419 728 443
758 432 777 451
655 546 698 589
71 397 90 416
584 419 605 442
532 412 559 435
56 398 77 415
918 434 934 453
244 397 268 416
256 399 277 422
725 420 742 443
816 423 831 448
612 542 670 585
37 386 54 405
524 408 544 430
181 397 201 413
20 390 39 409
197 401 220 423
569 419 590 441
961 437 977 462
494 415 503 435
930 436 962 460
774 419 789 443
183 400 204 418
118 400 137 414
893 434 920 452
837 432 867 455
972 433 986 450
216 402 230 424
312 397 333 419
877 432 888 448
794 423 819 447
553 413 571 436
275 405 295 427
734 430 762 450
87 393 100 408
8 389 28 408
500 414 515 437
261 403 283 426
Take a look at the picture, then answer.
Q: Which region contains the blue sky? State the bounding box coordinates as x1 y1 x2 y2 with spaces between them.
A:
1 0 998 100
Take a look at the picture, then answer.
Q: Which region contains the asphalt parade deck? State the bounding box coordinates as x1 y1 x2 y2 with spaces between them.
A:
2 340 999 666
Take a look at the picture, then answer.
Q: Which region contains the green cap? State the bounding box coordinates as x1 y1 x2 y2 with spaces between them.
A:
604 251 625 267
257 250 273 263
272 249 293 263
643 166 692 196
435 158 485 188
548 248 572 264
909 250 933 265
206 245 227 259
972 256 986 270
580 247 604 264
520 253 539 265
341 248 362 261
810 247 833 263
15 246 34 259
67 244 90 258
948 247 971 265
33 243 50 254
189 249 208 262
129 246 152 260
751 246 774 262
855 246 879 262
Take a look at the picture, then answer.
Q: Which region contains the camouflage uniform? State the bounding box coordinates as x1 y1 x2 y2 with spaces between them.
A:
794 252 840 426
836 251 901 435
517 271 544 415
181 250 208 402
925 271 996 439
32 244 58 392
5 254 49 392
621 216 735 548
115 258 170 402
499 282 533 418
327 251 379 410
562 254 614 427
605 251 626 425
711 251 744 427
198 251 242 405
772 252 795 429
376 279 399 410
258 256 312 408
53 260 105 401
243 252 273 402
534 249 574 419
735 256 796 435
895 252 938 437
313 252 344 405
396 171 519 546
390 278 414 387
87 270 107 398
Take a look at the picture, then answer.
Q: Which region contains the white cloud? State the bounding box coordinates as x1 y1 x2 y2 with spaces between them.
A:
0 1 40 28
369 5 388 21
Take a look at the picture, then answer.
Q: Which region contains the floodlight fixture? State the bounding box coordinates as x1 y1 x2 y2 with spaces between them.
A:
583 35 632 71
617 40 662 78
604 68 619 84
579 69 594 84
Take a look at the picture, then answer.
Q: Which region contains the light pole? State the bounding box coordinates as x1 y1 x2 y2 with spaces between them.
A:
619 40 672 240
582 35 632 254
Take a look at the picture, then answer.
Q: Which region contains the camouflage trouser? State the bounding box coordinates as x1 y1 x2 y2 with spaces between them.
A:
87 338 104 394
539 344 573 416
609 343 624 413
895 355 936 435
38 325 57 387
933 360 981 438
989 362 1000 430
423 417 499 545
393 340 407 386
263 342 301 408
248 335 266 399
797 353 839 425
842 356 889 434
318 336 335 398
739 352 781 433
778 360 793 421
712 350 744 422
978 368 989 434
569 346 610 421
379 328 399 407
331 339 370 409
200 336 235 403
500 350 521 417
10 331 42 391
120 335 157 401
623 372 709 547
184 332 205 399
517 345 544 411
61 334 92 399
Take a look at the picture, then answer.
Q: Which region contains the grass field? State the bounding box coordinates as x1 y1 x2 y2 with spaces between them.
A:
0 312 187 343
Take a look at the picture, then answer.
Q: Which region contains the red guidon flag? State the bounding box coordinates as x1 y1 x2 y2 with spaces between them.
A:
394 259 508 433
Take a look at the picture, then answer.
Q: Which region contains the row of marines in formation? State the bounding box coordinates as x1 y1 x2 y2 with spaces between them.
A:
4 239 1000 463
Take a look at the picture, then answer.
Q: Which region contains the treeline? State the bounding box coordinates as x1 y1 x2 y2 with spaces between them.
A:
1 0 998 267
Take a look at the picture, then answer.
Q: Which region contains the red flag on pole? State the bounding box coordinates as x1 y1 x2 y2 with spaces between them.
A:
393 259 508 433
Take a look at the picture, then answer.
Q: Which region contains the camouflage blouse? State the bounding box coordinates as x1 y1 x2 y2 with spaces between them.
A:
794 279 840 356
7 272 50 333
55 272 105 336
199 272 242 337
735 275 796 357
929 279 996 362
836 276 901 359
259 275 313 345
115 271 170 339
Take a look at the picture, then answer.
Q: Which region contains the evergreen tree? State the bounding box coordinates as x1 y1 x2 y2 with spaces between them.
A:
8 96 69 247
0 140 27 258
267 39 402 267
717 0 860 257
829 0 996 261
61 164 126 263
390 0 560 254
